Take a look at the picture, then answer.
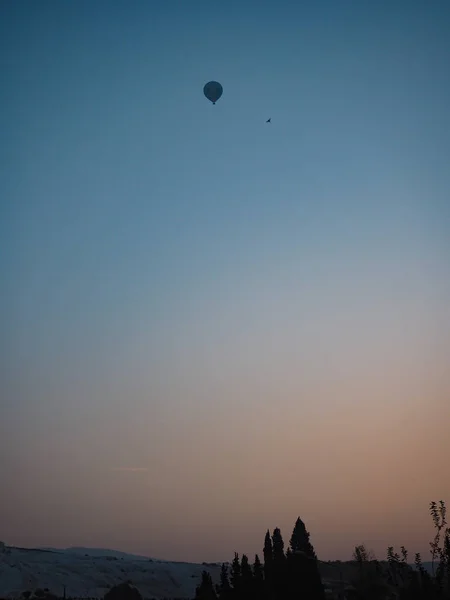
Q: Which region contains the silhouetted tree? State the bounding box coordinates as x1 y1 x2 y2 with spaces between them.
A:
253 554 265 600
240 554 254 599
271 528 287 599
216 563 232 600
230 553 242 598
195 571 217 600
263 530 273 593
289 517 317 559
286 519 325 600
431 500 450 598
263 530 272 569
350 545 388 600
104 583 142 600
272 528 285 563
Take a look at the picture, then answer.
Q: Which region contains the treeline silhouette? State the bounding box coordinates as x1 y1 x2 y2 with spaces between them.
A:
7 501 449 600
195 517 324 600
346 501 450 600
196 501 450 600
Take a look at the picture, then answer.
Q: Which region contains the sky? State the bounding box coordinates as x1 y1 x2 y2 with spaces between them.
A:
1 0 449 564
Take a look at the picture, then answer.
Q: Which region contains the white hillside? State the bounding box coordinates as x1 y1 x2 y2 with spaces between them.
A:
36 549 157 562
0 546 222 600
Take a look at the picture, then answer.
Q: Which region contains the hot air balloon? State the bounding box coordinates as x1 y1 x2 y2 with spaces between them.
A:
203 81 223 105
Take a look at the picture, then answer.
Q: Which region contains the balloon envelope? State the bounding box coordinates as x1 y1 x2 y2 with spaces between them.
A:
203 81 223 104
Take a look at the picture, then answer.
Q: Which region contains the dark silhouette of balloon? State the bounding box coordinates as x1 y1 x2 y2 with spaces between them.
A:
203 81 223 105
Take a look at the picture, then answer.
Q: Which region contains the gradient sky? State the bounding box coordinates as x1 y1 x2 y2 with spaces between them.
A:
1 0 449 564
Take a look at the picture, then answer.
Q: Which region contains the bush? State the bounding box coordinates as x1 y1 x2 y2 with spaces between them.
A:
104 582 143 600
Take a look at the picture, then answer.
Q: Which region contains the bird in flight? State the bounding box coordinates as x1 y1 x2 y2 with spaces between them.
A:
266 118 271 123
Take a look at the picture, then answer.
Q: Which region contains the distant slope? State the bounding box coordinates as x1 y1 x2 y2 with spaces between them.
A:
38 547 156 562
0 546 222 599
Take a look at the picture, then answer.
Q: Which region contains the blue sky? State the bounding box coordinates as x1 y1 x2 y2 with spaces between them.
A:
1 0 449 562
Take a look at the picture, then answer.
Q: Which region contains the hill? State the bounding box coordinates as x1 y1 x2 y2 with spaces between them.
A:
0 545 222 599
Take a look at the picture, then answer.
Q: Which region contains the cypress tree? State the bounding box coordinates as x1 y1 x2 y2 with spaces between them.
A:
263 530 273 564
253 554 264 581
287 518 325 600
272 528 286 563
263 530 273 586
216 563 232 600
289 517 317 559
230 553 242 599
253 554 265 600
271 528 287 599
240 554 254 600
195 571 218 600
